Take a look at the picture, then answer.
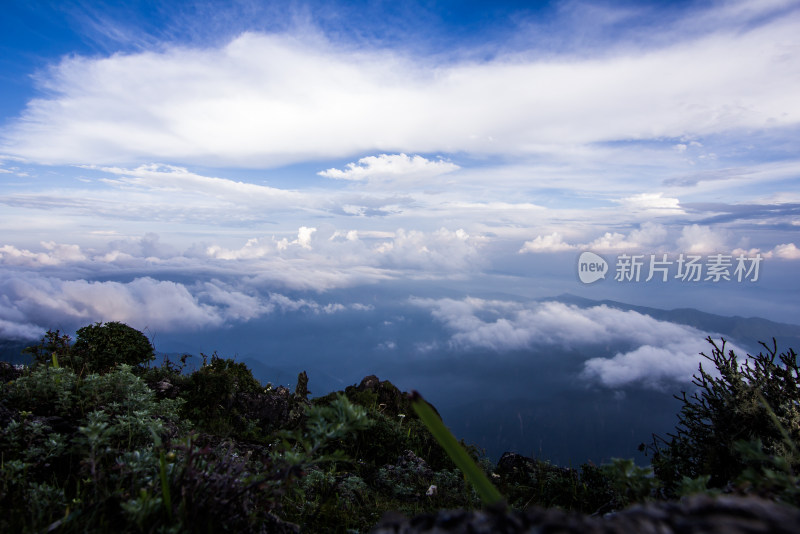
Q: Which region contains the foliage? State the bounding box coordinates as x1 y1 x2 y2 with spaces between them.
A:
74 321 156 373
599 458 660 508
4 325 800 533
23 329 73 369
24 323 156 375
648 337 800 497
179 352 266 438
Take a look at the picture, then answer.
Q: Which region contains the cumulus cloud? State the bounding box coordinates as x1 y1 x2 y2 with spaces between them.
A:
0 271 373 338
587 222 669 252
374 228 484 272
677 224 729 253
206 226 483 275
295 226 316 249
520 222 668 253
318 154 459 184
0 317 44 341
581 339 718 390
772 243 800 259
0 223 486 305
412 297 726 388
0 275 221 332
0 242 86 266
519 232 574 253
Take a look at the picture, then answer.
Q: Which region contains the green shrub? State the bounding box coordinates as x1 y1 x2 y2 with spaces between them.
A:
73 322 155 373
648 337 800 496
179 352 264 437
24 323 155 375
23 329 73 369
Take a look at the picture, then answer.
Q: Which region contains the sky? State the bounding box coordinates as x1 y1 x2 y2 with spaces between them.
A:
1 0 800 440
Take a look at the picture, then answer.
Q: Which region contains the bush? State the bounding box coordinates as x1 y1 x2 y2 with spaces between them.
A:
73 322 155 373
25 323 156 375
180 352 265 437
649 337 800 496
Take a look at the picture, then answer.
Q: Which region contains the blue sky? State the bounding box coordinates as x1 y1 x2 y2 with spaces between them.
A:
1 0 800 396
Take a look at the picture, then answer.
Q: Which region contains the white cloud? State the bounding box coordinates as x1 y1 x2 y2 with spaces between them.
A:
0 275 223 332
207 238 274 260
0 224 486 294
677 224 729 253
586 232 641 252
318 153 459 183
0 318 43 341
412 296 726 388
414 298 694 348
520 222 669 253
519 232 575 253
772 243 800 259
96 163 304 206
0 242 86 266
581 339 715 390
616 193 683 215
375 228 484 272
0 270 373 337
296 226 316 249
588 221 668 252
731 243 800 260
3 14 799 166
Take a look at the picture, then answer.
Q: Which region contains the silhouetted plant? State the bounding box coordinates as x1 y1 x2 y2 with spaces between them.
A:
648 337 800 496
73 321 156 374
179 352 265 437
23 329 73 369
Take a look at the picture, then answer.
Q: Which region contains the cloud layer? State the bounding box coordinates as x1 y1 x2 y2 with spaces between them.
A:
411 297 739 389
0 271 373 341
3 7 799 166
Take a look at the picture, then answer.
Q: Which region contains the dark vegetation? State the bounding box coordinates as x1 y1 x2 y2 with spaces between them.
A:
1 321 798 532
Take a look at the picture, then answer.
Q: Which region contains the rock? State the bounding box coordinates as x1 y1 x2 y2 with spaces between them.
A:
370 495 800 533
154 378 180 399
495 452 536 475
352 375 416 417
0 361 24 383
359 375 381 391
294 371 310 400
236 387 292 432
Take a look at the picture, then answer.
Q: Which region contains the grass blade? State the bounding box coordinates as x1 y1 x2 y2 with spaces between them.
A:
410 390 505 507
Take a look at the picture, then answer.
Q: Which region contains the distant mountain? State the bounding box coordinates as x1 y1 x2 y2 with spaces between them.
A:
0 339 32 365
551 293 800 352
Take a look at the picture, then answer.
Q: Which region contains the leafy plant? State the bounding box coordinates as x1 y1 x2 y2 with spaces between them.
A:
73 321 156 374
648 337 800 496
179 352 264 437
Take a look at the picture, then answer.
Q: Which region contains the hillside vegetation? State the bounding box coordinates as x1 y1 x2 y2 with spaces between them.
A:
1 322 799 532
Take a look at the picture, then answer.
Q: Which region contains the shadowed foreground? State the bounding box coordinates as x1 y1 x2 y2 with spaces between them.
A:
372 495 800 534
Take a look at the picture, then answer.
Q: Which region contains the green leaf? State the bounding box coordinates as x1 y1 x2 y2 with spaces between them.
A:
410 391 505 507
